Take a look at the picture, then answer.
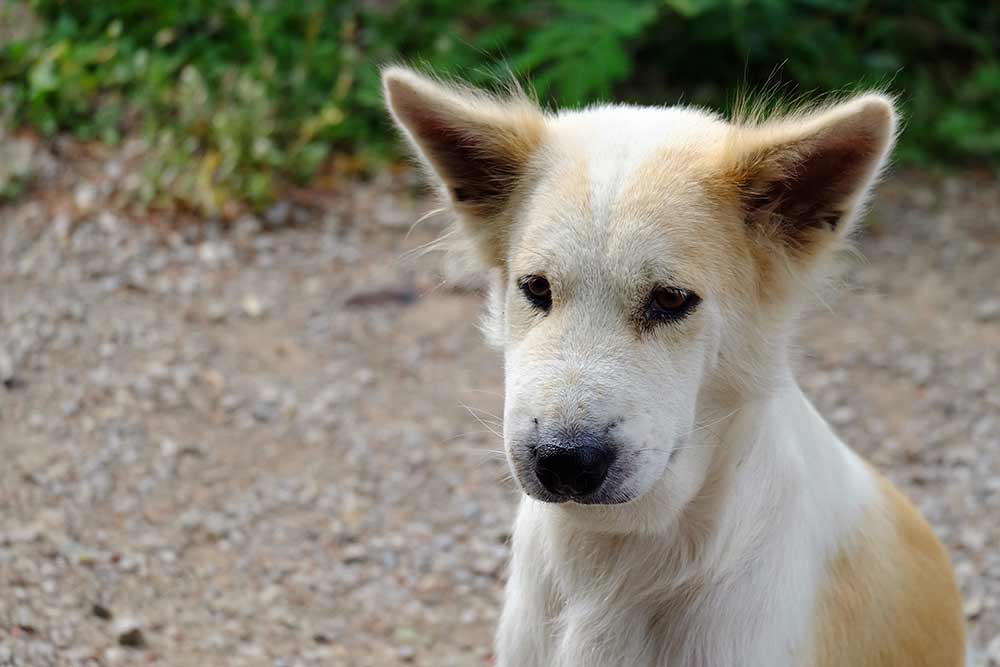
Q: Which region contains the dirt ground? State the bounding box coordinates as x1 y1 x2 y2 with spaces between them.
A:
1 141 998 666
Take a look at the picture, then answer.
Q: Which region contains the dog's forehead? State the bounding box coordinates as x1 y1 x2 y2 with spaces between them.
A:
511 106 740 291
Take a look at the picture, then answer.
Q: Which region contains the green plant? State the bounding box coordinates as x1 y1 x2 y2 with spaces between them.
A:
0 1 996 216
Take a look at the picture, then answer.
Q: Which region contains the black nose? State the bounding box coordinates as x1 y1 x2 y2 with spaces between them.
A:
535 443 612 497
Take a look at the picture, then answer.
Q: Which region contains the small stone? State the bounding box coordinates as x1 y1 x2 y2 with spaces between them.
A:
265 201 291 226
1 523 41 544
206 301 228 322
113 618 146 648
964 594 983 620
118 555 143 574
104 646 127 663
976 298 1000 322
92 603 113 620
960 527 987 552
342 543 366 564
160 438 179 457
242 295 266 318
233 215 262 239
198 241 234 265
829 406 856 425
74 182 98 210
0 348 15 387
252 399 278 423
398 645 416 662
97 211 121 234
471 557 499 576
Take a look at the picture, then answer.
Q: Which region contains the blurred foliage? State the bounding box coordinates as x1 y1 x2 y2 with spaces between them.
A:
0 0 997 214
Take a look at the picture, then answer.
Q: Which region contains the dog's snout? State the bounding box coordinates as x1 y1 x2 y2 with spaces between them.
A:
535 438 613 498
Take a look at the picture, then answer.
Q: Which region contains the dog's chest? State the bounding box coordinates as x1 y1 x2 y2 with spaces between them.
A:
501 523 817 667
545 583 801 667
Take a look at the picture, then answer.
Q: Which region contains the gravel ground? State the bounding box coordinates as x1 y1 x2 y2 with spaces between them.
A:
0 139 998 666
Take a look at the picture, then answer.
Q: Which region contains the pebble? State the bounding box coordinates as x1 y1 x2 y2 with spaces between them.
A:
965 594 983 620
92 603 114 620
0 348 15 386
252 399 279 423
341 543 367 564
113 618 146 648
242 294 267 318
74 182 98 210
977 299 1000 322
160 437 180 457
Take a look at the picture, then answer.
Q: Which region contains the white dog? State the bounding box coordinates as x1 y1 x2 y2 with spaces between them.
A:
383 67 966 666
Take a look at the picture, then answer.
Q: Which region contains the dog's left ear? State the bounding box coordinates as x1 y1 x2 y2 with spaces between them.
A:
724 94 898 265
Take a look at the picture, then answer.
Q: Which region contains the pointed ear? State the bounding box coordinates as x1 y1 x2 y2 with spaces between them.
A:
382 67 546 267
724 94 898 263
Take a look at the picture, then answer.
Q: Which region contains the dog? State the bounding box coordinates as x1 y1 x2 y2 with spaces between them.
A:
383 66 966 666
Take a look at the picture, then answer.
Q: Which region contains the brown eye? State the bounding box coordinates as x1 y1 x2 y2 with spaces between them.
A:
647 287 700 322
519 275 552 311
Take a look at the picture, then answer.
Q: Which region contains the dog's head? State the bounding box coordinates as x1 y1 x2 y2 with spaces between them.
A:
384 68 896 522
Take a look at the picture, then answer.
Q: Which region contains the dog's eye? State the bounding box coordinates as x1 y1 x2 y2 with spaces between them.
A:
519 275 552 311
646 287 700 322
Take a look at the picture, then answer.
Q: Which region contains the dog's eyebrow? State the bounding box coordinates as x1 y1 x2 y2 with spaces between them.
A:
634 264 684 290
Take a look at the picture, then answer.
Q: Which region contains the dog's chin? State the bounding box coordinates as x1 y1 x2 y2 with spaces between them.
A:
521 484 637 506
570 491 636 506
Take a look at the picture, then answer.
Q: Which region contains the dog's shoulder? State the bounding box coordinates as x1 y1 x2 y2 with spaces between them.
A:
811 465 965 667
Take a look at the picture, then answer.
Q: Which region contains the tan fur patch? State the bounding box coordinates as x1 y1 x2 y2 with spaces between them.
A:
611 147 759 302
813 467 965 666
707 96 896 299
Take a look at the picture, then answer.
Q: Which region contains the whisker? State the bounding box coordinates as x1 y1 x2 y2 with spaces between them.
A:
420 278 450 298
634 409 742 459
458 402 504 423
461 388 505 399
441 430 502 444
465 449 509 462
404 207 447 242
459 402 504 439
399 228 457 262
677 406 744 440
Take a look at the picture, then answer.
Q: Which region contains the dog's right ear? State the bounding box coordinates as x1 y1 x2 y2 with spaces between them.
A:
382 67 546 267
